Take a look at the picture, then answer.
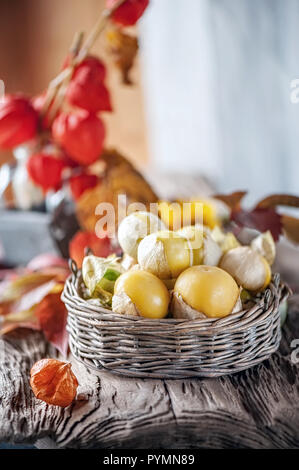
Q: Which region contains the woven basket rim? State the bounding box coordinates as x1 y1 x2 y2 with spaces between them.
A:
62 271 290 330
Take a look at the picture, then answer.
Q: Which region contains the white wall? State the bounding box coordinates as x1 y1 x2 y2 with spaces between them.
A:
140 0 299 203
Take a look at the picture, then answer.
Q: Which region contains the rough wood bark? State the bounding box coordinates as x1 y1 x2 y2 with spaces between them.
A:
1 295 299 449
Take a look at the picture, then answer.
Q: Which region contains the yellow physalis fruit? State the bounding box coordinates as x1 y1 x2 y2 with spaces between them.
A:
177 225 222 266
137 230 193 280
211 226 241 254
112 270 170 319
118 211 166 260
157 201 188 231
250 231 276 266
157 199 230 231
220 246 272 292
172 266 240 319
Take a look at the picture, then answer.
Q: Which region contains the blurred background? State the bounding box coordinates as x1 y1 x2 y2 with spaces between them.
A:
1 0 299 203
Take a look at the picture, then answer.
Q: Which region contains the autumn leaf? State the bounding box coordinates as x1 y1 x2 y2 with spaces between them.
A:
106 29 139 85
0 263 70 355
281 215 299 244
231 208 283 241
35 286 69 357
213 191 247 211
255 194 299 210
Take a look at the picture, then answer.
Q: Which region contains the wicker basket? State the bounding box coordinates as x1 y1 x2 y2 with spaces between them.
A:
62 263 290 379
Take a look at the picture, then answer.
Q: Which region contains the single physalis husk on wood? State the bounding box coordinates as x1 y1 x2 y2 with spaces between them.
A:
30 359 78 408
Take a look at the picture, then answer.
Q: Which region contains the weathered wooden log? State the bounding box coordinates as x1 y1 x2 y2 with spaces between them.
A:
0 295 299 449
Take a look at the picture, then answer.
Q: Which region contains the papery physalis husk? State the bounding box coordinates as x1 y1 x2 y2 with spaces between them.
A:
121 254 137 272
220 246 272 292
171 291 243 321
250 231 276 266
112 291 140 316
76 149 158 232
106 29 139 85
30 359 78 408
82 255 123 307
211 226 241 254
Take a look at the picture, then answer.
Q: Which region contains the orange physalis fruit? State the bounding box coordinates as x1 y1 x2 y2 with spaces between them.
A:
30 359 78 408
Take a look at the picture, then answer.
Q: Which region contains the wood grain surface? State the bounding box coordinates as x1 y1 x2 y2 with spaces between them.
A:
0 294 299 449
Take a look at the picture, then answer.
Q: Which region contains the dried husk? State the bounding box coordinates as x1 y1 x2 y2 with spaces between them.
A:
203 233 222 266
112 291 140 316
118 212 166 259
250 231 276 266
138 234 172 279
220 247 269 291
171 291 243 320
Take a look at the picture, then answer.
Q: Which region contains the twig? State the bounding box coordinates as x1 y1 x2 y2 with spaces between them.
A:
41 0 126 120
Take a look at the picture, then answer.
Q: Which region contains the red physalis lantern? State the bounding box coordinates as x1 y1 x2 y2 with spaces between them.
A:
27 153 66 193
31 93 59 130
0 95 39 149
66 56 112 113
52 111 106 166
69 172 99 201
64 55 107 82
107 0 150 27
67 80 112 113
70 231 114 268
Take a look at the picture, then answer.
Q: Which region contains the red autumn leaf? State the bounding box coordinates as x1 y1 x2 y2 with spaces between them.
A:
69 173 99 201
36 289 69 357
107 0 150 27
231 208 283 241
0 95 39 149
0 268 70 355
69 231 114 268
52 111 106 166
